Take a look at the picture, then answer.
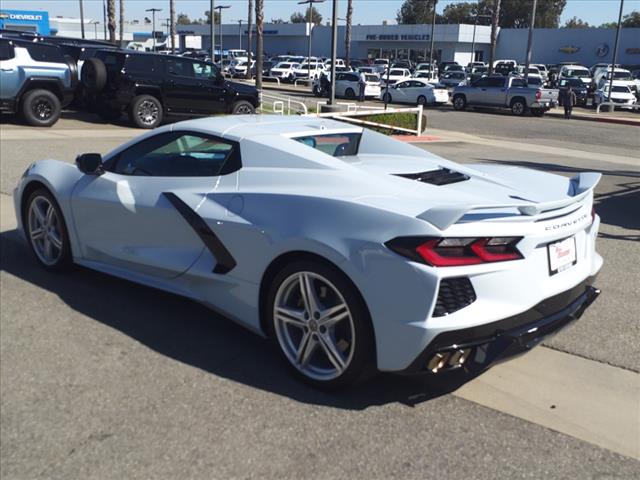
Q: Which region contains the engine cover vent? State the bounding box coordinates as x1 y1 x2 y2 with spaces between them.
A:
396 168 470 186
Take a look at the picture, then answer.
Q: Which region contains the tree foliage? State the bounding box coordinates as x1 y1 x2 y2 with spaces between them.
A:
563 16 590 28
176 13 191 25
290 7 323 25
396 0 440 24
599 10 640 28
489 0 566 28
203 10 222 24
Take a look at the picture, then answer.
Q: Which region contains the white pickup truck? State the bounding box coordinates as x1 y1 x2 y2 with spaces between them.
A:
452 75 558 116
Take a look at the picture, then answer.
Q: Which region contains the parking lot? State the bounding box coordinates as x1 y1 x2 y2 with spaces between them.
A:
1 107 639 479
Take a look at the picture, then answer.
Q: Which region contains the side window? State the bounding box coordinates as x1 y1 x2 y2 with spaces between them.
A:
511 78 525 88
125 54 157 73
474 77 490 87
487 77 506 88
0 40 15 61
112 132 240 177
294 133 361 157
193 62 213 78
167 59 194 77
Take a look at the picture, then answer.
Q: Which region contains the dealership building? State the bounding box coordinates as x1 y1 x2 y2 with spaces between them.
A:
1 8 639 66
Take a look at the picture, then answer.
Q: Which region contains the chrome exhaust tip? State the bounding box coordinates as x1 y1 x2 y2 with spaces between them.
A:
427 352 450 373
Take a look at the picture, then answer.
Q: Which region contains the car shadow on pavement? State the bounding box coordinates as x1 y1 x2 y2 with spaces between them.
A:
478 159 640 237
0 229 480 410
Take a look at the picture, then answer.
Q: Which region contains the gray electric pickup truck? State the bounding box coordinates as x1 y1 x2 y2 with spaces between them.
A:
452 75 558 116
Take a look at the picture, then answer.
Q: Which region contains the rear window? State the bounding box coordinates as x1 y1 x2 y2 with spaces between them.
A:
25 43 65 63
293 133 361 157
125 54 157 72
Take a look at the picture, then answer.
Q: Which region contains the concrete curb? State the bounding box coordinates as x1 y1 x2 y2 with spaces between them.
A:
546 111 640 127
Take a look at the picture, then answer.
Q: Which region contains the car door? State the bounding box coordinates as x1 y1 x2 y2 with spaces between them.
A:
393 81 410 102
70 131 241 279
483 76 507 105
163 58 202 114
193 61 228 114
0 40 18 101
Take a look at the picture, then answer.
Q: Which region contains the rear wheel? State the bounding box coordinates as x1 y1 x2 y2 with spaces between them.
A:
510 98 526 116
267 260 375 389
530 108 545 117
452 94 466 110
24 188 71 271
345 88 356 100
128 95 163 129
81 57 107 93
382 92 392 103
417 95 427 106
21 89 61 127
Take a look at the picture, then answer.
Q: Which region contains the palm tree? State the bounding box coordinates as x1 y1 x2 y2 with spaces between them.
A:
107 0 116 44
345 0 353 68
170 0 176 53
246 0 253 79
119 0 124 45
255 0 264 89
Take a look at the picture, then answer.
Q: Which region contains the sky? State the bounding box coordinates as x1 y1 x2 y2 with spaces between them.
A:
1 0 639 26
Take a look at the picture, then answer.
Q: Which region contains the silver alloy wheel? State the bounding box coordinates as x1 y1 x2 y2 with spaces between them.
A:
234 104 253 114
137 99 159 126
27 195 63 266
273 271 356 381
512 101 525 115
453 96 465 109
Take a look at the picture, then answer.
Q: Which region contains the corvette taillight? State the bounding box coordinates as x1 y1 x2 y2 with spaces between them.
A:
386 237 523 267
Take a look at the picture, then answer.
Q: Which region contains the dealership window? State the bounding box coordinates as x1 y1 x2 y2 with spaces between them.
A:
474 50 484 62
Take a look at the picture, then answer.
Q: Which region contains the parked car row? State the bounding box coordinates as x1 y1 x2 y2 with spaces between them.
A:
0 30 261 128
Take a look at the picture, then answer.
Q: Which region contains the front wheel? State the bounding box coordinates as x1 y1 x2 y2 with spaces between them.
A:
417 95 427 106
21 89 61 127
231 100 255 114
267 260 375 389
128 95 163 129
24 189 72 271
452 94 466 111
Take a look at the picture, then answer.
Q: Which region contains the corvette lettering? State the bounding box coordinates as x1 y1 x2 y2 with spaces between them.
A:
545 213 589 230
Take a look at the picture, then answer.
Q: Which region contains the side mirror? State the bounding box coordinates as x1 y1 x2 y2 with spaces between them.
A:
76 153 103 175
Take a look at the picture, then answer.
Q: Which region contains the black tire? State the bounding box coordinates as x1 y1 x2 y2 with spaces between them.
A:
530 108 545 117
266 260 376 389
382 92 392 103
452 94 466 110
510 98 527 116
417 95 427 106
23 188 72 271
231 100 255 114
128 94 163 129
64 54 79 89
81 57 107 93
21 89 61 127
345 88 356 100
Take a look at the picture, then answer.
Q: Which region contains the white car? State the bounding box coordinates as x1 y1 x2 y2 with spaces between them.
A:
381 79 449 105
229 60 255 78
439 71 467 87
559 65 591 86
333 72 381 99
14 115 602 388
293 62 325 80
593 84 637 108
269 62 300 82
381 68 412 86
531 63 549 82
593 68 636 94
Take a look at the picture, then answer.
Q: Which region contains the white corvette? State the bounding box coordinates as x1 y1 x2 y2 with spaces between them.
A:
14 116 602 388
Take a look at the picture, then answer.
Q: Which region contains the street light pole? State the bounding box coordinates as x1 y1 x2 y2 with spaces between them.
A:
329 0 337 105
210 0 215 60
298 0 325 80
145 8 162 51
470 15 478 66
237 20 243 50
428 0 437 80
214 5 231 62
608 0 624 102
79 0 85 39
523 0 537 86
92 21 99 40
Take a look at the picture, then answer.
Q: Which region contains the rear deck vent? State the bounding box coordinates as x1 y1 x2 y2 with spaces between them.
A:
396 168 470 186
433 277 476 317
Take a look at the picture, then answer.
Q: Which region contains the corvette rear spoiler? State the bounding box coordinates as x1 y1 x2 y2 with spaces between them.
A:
418 172 601 230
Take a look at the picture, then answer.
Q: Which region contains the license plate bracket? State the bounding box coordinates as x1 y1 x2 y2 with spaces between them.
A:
548 236 577 275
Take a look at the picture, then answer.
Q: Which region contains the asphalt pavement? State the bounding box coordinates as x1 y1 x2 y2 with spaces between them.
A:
1 109 639 479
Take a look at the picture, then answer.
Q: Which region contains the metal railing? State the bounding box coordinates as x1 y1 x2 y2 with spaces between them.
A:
260 92 308 115
596 101 640 113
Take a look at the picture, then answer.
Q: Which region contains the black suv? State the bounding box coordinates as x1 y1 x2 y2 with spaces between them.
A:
82 50 261 129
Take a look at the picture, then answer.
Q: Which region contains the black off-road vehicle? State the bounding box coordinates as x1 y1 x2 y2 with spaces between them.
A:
82 50 261 129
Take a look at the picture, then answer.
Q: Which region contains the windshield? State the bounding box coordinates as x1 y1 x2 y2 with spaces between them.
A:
605 71 632 80
607 85 630 93
374 60 387 65
365 74 379 82
277 63 292 69
293 133 361 157
390 69 405 75
567 69 590 78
